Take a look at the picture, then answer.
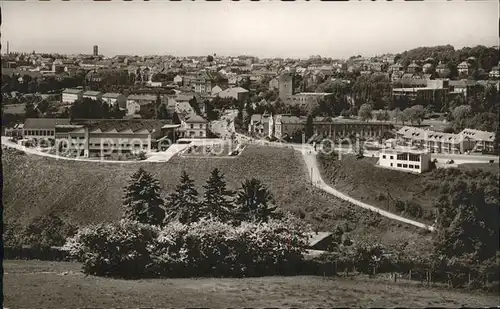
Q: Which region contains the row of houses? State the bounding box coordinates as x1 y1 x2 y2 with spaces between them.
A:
249 114 394 140
396 126 496 153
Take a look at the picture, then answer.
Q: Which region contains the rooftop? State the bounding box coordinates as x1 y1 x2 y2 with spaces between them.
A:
83 91 102 96
102 92 124 98
62 88 83 94
24 118 71 129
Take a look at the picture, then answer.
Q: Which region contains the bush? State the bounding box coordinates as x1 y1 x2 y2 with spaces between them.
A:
138 151 147 160
65 216 309 278
63 220 160 278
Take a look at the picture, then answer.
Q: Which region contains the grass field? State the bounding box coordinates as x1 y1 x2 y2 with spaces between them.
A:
4 260 499 308
3 146 430 249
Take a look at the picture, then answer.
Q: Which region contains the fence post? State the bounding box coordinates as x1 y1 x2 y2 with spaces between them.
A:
394 273 397 282
429 271 432 287
468 273 471 290
409 269 412 281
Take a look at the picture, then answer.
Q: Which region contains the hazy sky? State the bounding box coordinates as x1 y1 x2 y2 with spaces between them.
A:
1 0 498 58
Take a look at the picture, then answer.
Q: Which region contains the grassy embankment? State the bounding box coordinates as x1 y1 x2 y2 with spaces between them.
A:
3 146 430 249
318 153 499 223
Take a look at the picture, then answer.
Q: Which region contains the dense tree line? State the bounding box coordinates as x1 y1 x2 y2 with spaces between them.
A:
2 73 86 94
396 45 499 73
69 98 124 119
123 168 279 227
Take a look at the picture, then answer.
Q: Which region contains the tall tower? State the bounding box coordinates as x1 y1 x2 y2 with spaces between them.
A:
7 41 9 54
278 73 295 101
93 45 98 57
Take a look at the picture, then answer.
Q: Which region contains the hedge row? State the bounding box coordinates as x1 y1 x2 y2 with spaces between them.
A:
63 217 310 278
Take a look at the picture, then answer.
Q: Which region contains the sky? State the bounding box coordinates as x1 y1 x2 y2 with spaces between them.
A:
1 0 498 59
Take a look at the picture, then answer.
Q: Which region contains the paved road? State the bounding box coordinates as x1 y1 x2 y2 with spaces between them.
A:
244 138 435 231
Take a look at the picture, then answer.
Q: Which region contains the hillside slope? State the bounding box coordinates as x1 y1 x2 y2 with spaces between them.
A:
318 153 499 223
3 146 430 249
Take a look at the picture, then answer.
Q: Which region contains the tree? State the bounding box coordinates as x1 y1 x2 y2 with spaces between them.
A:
494 125 500 154
188 97 201 115
404 105 426 125
24 101 38 118
358 103 373 121
122 167 165 226
305 114 314 139
201 168 235 222
433 174 499 264
451 105 473 132
207 55 214 62
157 103 170 120
376 110 390 122
236 178 277 222
165 171 201 224
452 105 472 120
340 109 351 118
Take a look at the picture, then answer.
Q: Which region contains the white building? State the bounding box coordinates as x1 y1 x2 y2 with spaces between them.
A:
378 147 431 174
173 75 183 85
180 115 209 138
102 93 127 107
61 88 83 104
126 94 157 116
217 87 249 102
82 91 103 101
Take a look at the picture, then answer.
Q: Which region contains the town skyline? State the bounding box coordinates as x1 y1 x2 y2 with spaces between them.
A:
1 1 498 59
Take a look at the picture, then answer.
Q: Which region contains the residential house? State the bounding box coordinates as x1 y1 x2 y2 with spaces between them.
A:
102 93 127 107
211 85 228 96
489 65 500 79
173 75 183 85
378 147 431 174
126 94 157 116
216 87 249 102
193 71 229 94
248 114 273 137
82 91 103 101
179 114 209 138
391 71 404 82
396 126 474 154
388 63 404 74
406 61 421 74
61 88 84 104
459 128 496 153
422 63 433 74
457 61 471 78
435 61 450 77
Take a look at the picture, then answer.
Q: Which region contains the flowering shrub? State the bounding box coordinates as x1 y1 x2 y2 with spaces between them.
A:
63 220 159 278
65 216 309 278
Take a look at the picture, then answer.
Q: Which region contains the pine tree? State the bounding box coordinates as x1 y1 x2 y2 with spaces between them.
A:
236 178 277 222
202 168 234 222
305 114 314 140
122 167 165 226
165 171 201 224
